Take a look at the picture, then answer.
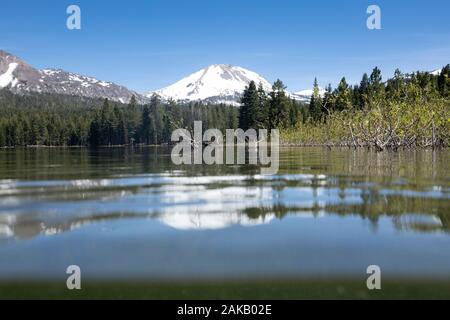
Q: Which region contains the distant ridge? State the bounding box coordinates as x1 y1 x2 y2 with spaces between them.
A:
0 50 146 104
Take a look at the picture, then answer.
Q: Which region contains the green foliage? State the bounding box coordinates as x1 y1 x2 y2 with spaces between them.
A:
348 98 450 149
334 77 352 111
438 64 450 97
358 73 370 109
283 65 450 149
239 81 260 130
268 79 293 129
239 79 303 131
309 78 322 121
0 90 239 147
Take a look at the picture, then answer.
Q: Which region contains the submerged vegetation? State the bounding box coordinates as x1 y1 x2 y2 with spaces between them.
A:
0 65 448 149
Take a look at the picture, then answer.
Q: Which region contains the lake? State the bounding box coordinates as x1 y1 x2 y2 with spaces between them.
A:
0 147 449 298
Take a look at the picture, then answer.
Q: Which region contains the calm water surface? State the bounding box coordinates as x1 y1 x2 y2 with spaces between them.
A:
0 147 449 280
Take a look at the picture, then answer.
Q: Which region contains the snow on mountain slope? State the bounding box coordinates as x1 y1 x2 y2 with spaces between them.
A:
148 64 273 106
0 62 19 88
430 69 441 76
149 64 329 105
290 88 326 103
0 50 146 104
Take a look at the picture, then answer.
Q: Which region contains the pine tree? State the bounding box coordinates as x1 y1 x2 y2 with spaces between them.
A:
309 77 322 121
438 64 450 97
369 67 382 86
322 83 334 113
117 110 128 145
386 69 405 100
257 82 269 128
88 117 101 146
227 106 239 129
141 105 152 145
99 99 114 145
127 95 139 144
289 99 299 127
166 98 182 132
149 94 162 144
162 114 172 143
268 79 290 129
0 121 5 147
368 67 384 101
334 77 352 111
358 73 370 109
239 81 260 130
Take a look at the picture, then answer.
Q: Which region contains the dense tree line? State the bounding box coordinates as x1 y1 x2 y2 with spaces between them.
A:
0 90 238 147
239 64 449 132
238 79 305 131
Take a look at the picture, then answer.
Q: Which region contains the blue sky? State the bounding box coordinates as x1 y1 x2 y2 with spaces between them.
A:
1 0 449 93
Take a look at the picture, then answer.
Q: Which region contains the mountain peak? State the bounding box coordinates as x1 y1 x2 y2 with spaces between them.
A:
209 63 232 68
0 50 15 58
148 64 273 106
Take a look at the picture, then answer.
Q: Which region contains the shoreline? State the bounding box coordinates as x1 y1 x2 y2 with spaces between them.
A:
1 144 448 150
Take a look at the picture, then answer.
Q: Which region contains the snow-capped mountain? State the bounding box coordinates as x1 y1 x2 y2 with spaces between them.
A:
290 88 326 103
430 69 441 76
148 64 273 106
0 50 145 104
148 64 328 105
